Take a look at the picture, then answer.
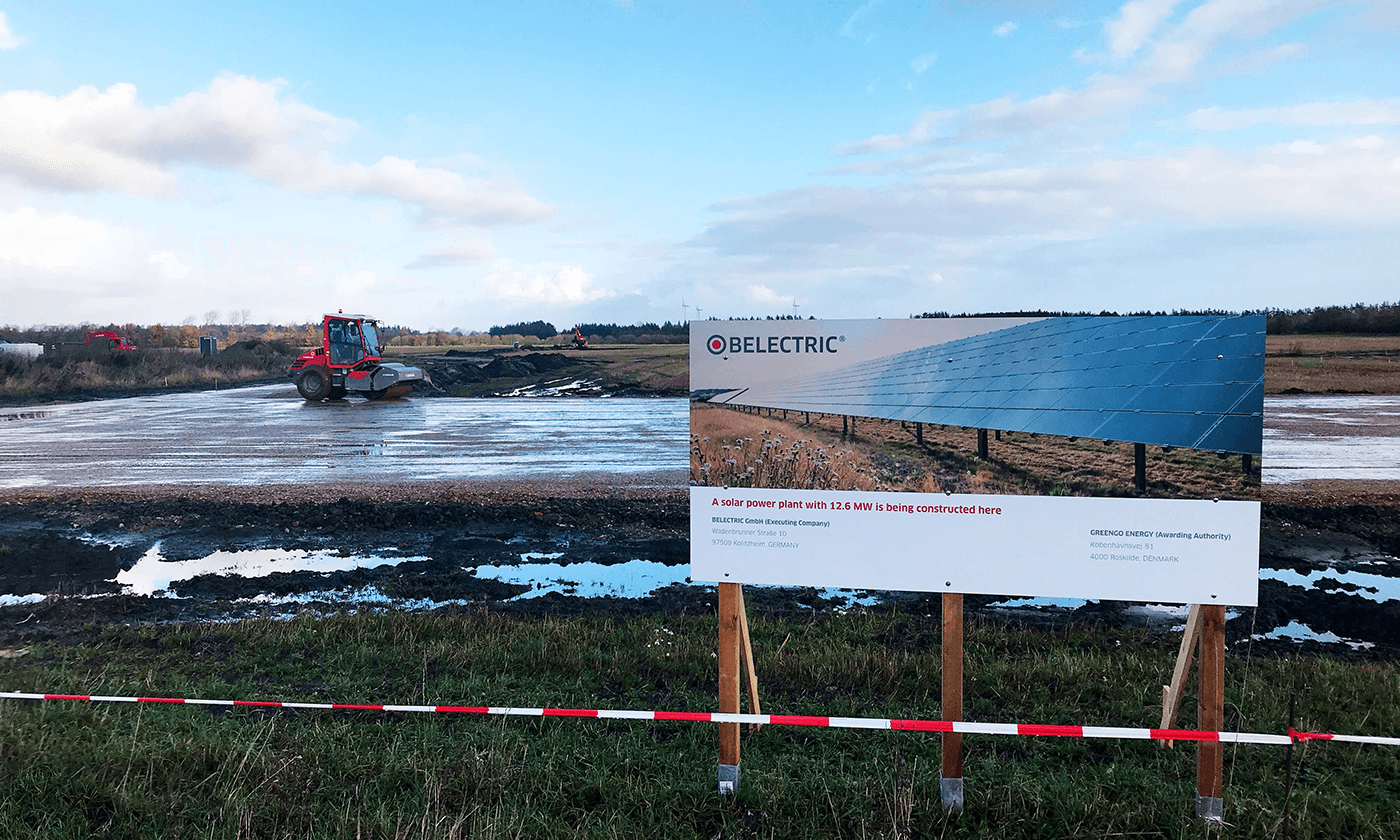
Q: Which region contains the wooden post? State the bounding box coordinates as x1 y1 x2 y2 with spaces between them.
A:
941 593 965 811
737 586 761 728
916 421 923 445
1134 443 1147 493
1160 604 1204 742
842 415 848 436
1242 453 1252 474
718 582 742 793
1196 604 1226 821
977 429 988 460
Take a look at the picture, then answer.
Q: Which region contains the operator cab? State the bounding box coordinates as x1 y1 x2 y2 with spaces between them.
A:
326 315 381 367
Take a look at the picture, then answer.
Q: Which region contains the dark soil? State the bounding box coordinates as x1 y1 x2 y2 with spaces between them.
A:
411 351 686 398
1 486 1396 659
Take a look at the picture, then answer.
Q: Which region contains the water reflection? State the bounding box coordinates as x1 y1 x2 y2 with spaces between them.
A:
1263 394 1400 483
0 385 688 487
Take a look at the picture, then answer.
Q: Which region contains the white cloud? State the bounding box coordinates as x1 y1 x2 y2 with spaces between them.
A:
1216 41 1307 75
993 21 1018 37
836 0 1346 155
699 136 1400 278
405 237 498 269
0 207 226 326
910 53 938 74
480 259 616 305
330 270 381 308
1106 0 1181 58
148 251 192 280
0 12 20 50
747 284 789 305
840 0 882 42
0 75 552 224
0 207 137 268
1178 99 1400 130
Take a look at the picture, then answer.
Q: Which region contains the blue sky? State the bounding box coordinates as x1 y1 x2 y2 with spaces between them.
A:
1 0 1397 331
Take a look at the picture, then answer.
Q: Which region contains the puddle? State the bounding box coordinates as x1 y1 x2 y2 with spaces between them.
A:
988 596 1087 610
115 545 428 597
240 585 476 612
1253 620 1375 650
0 593 45 607
502 379 606 398
473 559 690 600
1259 567 1400 603
1263 394 1400 483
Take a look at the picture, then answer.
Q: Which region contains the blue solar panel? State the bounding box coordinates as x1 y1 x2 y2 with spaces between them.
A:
708 316 1264 454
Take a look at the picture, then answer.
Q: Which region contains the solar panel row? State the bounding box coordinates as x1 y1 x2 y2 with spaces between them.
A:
710 316 1265 455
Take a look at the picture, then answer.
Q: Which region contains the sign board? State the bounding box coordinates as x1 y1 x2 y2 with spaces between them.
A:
689 316 1264 605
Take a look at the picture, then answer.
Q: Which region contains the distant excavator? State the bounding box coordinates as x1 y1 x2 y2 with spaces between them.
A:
288 313 425 401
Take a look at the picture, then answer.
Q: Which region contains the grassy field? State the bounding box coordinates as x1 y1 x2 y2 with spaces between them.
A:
1 610 1396 839
1265 335 1400 394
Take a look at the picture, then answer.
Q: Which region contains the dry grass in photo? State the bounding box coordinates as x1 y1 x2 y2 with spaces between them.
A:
691 403 1260 501
690 404 887 491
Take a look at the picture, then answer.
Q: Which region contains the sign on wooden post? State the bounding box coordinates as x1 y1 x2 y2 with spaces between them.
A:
691 316 1263 805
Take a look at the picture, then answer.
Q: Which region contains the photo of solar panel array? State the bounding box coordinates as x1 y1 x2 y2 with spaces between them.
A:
708 316 1264 455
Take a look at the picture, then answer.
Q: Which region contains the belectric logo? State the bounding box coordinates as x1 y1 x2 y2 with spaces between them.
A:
706 334 843 355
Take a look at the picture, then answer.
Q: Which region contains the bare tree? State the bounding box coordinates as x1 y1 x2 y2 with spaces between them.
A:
181 315 196 326
203 310 220 326
231 309 251 326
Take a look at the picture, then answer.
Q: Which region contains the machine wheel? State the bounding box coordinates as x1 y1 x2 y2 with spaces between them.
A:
295 367 333 401
364 384 412 401
327 386 348 400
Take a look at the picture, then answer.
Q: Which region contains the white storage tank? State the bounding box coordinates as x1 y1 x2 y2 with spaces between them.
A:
0 342 42 359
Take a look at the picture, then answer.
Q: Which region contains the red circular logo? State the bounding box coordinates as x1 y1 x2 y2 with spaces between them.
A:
707 335 726 354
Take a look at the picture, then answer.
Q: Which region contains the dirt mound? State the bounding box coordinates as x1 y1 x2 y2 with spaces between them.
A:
222 338 298 358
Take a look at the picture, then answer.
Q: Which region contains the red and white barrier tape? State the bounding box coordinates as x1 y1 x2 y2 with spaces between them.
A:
3 691 1395 747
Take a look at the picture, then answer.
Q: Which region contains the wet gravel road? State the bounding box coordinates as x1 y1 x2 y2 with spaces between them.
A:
0 385 687 488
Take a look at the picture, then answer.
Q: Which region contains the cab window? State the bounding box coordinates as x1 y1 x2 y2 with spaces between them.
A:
328 319 365 365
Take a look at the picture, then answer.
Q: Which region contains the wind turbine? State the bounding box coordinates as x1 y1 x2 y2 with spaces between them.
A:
681 296 690 324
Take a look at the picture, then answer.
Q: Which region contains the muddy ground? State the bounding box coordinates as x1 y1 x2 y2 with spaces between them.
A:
0 481 1395 661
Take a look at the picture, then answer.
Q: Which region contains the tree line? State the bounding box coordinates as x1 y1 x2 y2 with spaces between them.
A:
913 303 1400 335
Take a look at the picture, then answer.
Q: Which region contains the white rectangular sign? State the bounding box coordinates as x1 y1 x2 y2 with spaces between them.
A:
691 487 1261 605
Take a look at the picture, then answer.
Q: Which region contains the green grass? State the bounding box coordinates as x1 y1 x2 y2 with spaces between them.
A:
1 611 1397 838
